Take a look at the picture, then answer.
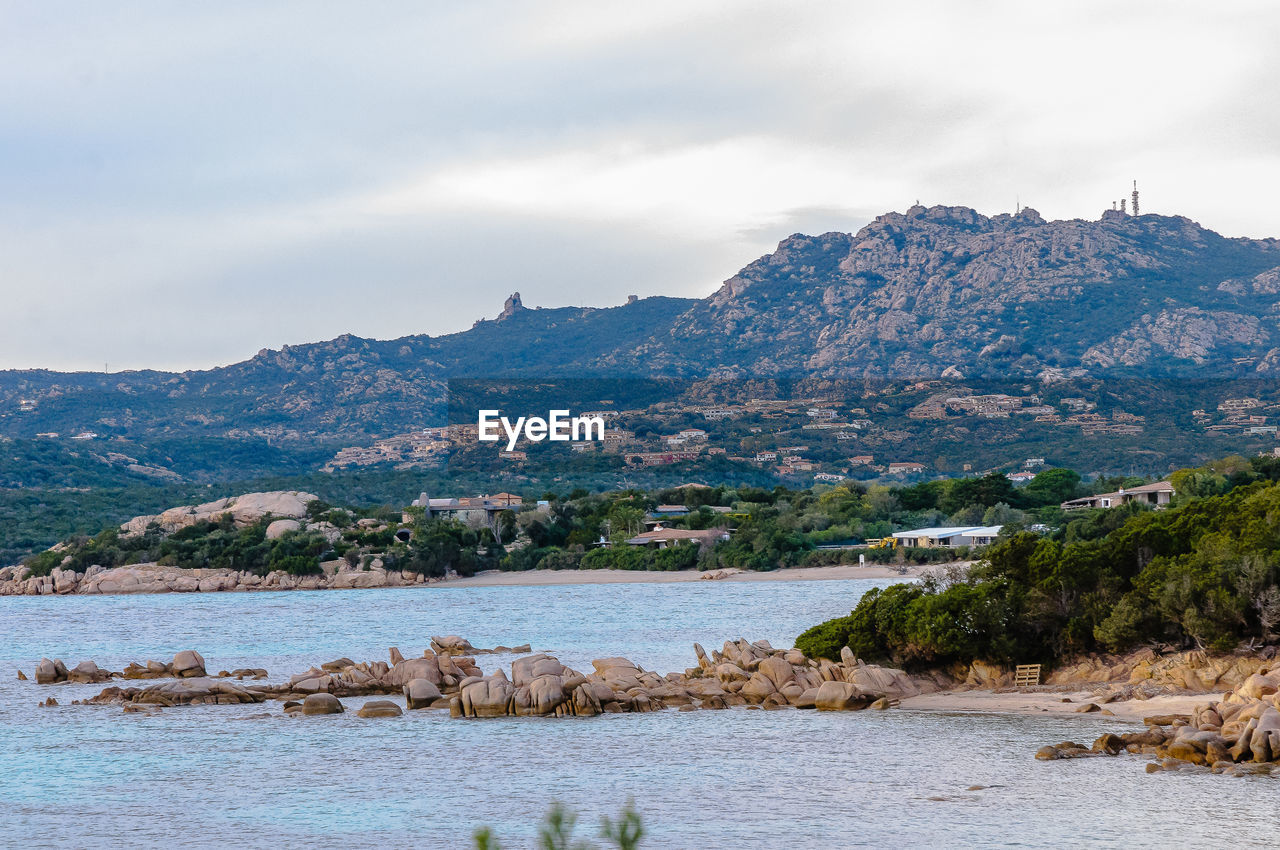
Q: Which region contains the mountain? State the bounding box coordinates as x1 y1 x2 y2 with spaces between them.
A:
3 204 1280 473
659 205 1280 378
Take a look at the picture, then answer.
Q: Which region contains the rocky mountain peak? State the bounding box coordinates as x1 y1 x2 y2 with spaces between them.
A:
499 292 526 320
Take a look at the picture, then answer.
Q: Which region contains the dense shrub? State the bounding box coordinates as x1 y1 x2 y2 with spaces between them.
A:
797 473 1280 669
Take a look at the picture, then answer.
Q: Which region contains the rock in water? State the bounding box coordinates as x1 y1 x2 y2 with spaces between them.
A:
171 650 206 678
814 681 875 711
301 693 345 715
460 672 516 718
34 658 68 684
404 679 442 709
357 700 403 718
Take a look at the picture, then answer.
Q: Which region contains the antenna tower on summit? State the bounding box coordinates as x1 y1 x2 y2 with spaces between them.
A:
1131 180 1140 216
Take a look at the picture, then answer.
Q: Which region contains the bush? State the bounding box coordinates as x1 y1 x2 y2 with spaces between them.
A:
794 613 860 660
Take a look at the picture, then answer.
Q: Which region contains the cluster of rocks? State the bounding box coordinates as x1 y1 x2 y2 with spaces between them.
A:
32 636 924 721
29 650 215 684
1037 667 1280 776
87 678 269 707
1044 647 1275 694
0 561 456 596
447 639 922 719
952 647 1275 702
429 635 531 655
275 644 485 701
280 693 406 717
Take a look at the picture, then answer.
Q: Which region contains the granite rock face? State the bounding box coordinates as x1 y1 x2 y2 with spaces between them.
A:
659 206 1280 378
119 491 318 537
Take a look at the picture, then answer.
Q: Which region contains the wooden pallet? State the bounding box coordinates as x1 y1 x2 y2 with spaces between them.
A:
1014 663 1042 688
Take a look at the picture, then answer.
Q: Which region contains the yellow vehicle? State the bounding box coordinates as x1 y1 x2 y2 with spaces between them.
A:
865 537 898 550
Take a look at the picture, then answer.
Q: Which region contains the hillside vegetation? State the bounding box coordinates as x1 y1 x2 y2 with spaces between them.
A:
797 455 1280 668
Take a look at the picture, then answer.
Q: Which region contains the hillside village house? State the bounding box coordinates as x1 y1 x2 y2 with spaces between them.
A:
1006 471 1036 484
849 455 874 465
892 525 1003 548
887 462 925 474
629 450 699 466
1060 481 1175 511
409 493 522 531
625 525 730 550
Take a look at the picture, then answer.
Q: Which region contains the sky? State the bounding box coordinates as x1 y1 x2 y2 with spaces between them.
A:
3 1 1279 372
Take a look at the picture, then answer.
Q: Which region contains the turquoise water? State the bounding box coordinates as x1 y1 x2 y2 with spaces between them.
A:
2 579 1277 848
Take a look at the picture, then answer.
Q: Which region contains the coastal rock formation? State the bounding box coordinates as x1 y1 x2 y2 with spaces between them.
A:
31 651 207 684
404 679 443 709
171 650 207 678
951 647 1275 696
1045 648 1273 694
1037 666 1280 776
82 678 268 707
34 658 69 684
271 647 482 699
430 635 532 656
448 638 923 719
356 699 402 718
0 561 447 596
61 638 927 722
300 693 344 715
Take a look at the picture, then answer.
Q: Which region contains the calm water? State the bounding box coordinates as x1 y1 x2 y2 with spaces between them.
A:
2 578 1277 849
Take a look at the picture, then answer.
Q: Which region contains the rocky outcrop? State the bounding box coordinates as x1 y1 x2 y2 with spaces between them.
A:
83 678 268 707
945 647 1275 697
448 638 925 720
1081 308 1265 367
31 651 210 684
356 699 402 718
659 206 1280 378
0 561 447 596
429 635 531 656
1037 666 1280 776
59 638 926 722
1045 648 1273 694
404 679 443 709
118 491 318 537
299 693 344 715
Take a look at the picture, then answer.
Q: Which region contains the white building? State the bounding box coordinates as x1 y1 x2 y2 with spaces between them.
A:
892 526 1003 548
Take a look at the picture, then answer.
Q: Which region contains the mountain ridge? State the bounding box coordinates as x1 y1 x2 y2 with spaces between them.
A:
4 204 1280 449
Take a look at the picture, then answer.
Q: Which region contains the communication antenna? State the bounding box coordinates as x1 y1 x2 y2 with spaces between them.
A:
1131 180 1140 216
1120 198 1127 214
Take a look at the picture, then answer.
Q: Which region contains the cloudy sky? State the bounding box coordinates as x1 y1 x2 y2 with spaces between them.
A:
3 1 1279 372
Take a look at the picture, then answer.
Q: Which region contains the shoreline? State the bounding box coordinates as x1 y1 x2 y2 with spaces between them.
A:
0 562 927 597
440 563 926 587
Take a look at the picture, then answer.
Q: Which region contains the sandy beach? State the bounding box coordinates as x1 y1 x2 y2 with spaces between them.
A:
442 563 928 587
900 689 1211 721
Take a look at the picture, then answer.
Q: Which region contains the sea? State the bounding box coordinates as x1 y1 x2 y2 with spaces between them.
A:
2 577 1277 848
